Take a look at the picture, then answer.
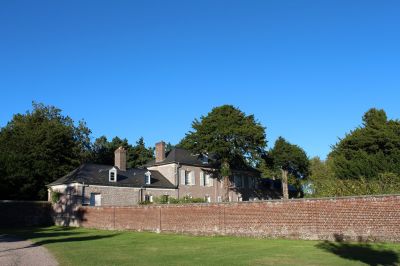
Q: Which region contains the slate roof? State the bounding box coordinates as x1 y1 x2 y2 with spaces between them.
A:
47 163 176 189
146 148 214 167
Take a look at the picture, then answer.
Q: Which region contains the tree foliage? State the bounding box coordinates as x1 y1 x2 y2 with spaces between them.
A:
329 108 400 180
0 102 91 200
179 105 266 201
266 137 309 178
179 105 267 170
92 136 154 168
265 137 309 198
308 157 400 197
0 103 155 200
129 137 154 168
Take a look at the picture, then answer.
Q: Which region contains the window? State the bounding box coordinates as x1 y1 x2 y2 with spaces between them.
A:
145 194 153 203
200 171 213 187
185 171 190 185
205 173 213 186
217 196 222 202
109 167 117 182
145 171 151 185
181 170 195 185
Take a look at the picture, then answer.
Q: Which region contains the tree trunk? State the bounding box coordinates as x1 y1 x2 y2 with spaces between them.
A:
223 175 230 202
281 169 289 199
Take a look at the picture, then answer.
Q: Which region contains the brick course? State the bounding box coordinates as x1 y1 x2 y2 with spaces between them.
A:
62 195 400 242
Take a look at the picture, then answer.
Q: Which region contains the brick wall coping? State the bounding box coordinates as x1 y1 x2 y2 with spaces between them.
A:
79 194 400 209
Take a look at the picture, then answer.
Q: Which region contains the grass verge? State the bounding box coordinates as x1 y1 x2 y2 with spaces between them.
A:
2 226 400 266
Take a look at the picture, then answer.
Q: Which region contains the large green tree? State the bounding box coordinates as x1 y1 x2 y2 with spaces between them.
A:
0 102 91 200
329 108 400 180
265 137 309 199
179 105 267 201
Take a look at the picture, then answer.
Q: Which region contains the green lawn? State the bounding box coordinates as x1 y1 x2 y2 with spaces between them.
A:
3 227 400 266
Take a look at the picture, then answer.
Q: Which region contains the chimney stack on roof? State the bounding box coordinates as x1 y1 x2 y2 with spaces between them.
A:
114 146 127 171
155 141 166 163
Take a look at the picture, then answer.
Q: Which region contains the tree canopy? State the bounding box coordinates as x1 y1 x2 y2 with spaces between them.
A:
0 103 155 200
0 102 91 200
329 108 400 180
92 136 154 168
179 105 267 171
265 137 309 198
266 137 309 178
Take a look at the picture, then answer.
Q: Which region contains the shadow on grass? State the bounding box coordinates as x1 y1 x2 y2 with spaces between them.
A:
1 227 120 253
1 227 84 242
316 235 399 266
33 233 120 246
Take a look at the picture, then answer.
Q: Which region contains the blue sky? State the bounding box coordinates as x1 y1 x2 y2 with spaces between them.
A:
1 0 399 159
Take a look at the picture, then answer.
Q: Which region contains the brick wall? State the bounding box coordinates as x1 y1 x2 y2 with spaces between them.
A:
0 201 53 227
65 195 400 242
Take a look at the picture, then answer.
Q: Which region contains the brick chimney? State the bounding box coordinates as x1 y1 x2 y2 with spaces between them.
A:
155 141 166 163
114 146 127 171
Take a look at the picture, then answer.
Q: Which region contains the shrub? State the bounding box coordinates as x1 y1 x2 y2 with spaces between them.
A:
151 195 206 204
51 190 62 203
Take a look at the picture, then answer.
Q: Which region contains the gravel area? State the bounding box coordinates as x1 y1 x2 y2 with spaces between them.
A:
0 234 58 266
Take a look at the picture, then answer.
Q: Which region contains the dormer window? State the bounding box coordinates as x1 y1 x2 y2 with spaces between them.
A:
145 171 151 185
109 167 117 182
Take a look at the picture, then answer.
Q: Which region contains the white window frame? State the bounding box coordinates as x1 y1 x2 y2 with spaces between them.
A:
185 171 191 185
200 171 213 187
200 171 205 186
145 171 151 185
183 170 195 186
109 167 117 182
180 169 186 185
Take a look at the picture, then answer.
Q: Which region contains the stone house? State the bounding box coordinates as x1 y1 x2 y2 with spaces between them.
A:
48 142 272 206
